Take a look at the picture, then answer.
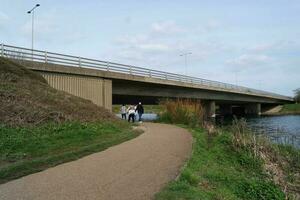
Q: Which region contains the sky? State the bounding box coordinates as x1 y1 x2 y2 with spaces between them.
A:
0 0 299 96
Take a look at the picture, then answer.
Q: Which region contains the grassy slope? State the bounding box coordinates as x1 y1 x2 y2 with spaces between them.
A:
0 58 141 183
280 104 300 114
156 128 285 200
0 58 116 127
0 121 140 184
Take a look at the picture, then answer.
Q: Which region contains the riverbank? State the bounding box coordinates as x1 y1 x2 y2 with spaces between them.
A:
263 104 300 116
155 125 300 199
155 99 300 199
279 104 300 115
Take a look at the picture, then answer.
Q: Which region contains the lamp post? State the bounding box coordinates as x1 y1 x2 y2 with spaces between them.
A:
180 52 192 76
27 4 40 58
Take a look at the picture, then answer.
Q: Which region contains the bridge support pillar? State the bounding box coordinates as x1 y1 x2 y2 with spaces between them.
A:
245 103 261 116
202 100 216 121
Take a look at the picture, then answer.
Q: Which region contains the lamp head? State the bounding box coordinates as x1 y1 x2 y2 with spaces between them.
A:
36 4 40 7
27 11 31 14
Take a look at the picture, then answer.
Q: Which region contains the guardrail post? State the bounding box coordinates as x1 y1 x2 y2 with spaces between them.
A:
165 73 167 80
130 66 132 75
78 57 81 67
148 70 151 77
1 44 3 57
45 51 48 63
106 62 110 71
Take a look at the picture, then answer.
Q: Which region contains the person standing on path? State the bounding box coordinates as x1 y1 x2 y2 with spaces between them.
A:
127 105 136 123
135 102 144 122
120 104 127 120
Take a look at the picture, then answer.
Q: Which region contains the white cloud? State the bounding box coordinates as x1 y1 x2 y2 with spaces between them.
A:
150 21 185 35
0 11 9 29
20 9 86 44
137 43 170 52
107 20 228 70
248 40 300 53
226 54 272 70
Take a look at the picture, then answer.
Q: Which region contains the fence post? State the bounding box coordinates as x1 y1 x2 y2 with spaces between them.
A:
78 57 81 67
45 51 48 63
1 44 4 57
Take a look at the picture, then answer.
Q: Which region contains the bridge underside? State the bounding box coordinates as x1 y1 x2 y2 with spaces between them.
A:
112 80 288 117
16 59 292 117
112 80 288 104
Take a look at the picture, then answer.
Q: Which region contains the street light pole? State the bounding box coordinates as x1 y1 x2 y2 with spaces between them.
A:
27 4 40 58
180 52 192 76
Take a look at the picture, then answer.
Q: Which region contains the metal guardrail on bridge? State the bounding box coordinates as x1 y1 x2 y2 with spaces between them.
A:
0 43 293 101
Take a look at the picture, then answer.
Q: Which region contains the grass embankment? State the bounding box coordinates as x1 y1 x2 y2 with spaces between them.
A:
0 58 115 127
156 128 286 200
0 121 140 184
0 58 140 183
156 99 300 199
280 104 300 114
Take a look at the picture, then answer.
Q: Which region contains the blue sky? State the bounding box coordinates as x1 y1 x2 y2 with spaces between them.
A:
1 0 299 96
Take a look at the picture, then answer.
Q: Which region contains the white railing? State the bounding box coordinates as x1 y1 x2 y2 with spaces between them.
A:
0 43 293 101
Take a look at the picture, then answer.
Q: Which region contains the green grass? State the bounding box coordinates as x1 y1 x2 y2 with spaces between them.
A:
0 121 140 184
280 104 300 114
155 128 285 200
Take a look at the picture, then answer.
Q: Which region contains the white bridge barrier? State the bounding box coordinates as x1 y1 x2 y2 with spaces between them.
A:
0 43 293 101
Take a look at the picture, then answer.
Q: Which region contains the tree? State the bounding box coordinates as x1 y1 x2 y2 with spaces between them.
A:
294 88 300 103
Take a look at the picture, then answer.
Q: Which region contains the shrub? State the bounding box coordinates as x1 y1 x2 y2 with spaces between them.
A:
158 99 204 127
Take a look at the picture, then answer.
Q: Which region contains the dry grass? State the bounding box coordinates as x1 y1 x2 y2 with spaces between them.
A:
0 58 116 127
158 99 205 127
230 117 300 199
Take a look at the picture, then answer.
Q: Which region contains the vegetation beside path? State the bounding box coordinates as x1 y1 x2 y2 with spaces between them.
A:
0 58 140 184
155 99 300 200
0 121 140 184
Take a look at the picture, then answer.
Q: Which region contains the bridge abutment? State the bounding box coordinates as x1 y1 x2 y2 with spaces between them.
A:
41 72 112 111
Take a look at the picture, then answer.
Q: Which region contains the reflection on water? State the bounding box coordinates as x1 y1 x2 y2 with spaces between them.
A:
218 115 300 148
246 115 300 148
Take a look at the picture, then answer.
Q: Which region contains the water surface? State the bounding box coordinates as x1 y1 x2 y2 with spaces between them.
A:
117 113 300 148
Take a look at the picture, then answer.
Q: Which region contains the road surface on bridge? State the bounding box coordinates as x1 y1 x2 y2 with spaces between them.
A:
0 123 192 200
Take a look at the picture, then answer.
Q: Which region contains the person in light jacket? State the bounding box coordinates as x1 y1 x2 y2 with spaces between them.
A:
127 105 136 123
120 104 127 120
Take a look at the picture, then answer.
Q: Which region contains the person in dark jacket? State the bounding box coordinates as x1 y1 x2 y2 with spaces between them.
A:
135 102 144 122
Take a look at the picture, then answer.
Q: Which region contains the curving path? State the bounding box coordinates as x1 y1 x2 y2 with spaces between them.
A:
0 123 192 200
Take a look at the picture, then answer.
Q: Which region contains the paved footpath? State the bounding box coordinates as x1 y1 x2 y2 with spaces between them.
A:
0 123 192 200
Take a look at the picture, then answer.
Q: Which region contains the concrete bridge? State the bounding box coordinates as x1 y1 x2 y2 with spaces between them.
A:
1 44 294 117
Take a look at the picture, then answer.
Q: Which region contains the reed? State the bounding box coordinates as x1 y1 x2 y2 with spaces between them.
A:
158 99 204 127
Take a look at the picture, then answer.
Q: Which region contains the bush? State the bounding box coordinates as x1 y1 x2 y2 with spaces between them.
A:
158 99 204 127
